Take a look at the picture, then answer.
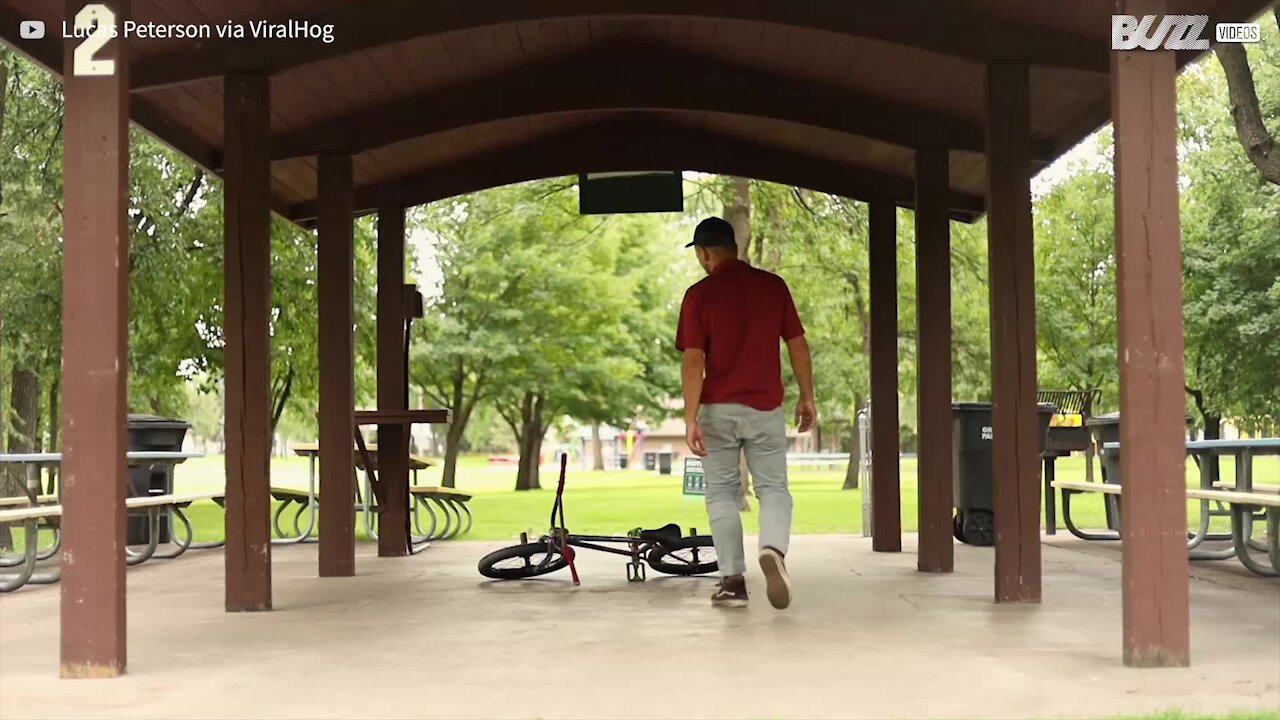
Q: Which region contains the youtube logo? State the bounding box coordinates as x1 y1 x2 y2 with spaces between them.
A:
20 20 45 39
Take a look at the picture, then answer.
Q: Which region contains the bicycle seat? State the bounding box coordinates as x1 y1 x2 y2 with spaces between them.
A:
639 523 683 546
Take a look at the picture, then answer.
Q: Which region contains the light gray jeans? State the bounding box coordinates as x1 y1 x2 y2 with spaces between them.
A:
698 403 792 577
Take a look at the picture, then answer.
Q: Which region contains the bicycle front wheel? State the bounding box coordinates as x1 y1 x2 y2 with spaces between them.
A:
478 541 569 580
647 536 718 576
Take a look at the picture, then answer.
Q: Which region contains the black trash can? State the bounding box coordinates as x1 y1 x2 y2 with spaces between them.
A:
1085 411 1122 482
951 402 1055 546
126 414 190 544
643 452 657 471
657 452 673 476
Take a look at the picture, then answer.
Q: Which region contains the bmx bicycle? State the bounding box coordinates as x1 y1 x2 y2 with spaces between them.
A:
477 454 718 583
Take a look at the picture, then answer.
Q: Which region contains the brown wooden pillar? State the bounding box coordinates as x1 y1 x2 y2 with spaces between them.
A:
1111 0 1190 667
377 207 410 557
222 73 273 612
318 155 356 577
868 201 901 551
914 147 953 573
985 62 1040 603
60 0 130 678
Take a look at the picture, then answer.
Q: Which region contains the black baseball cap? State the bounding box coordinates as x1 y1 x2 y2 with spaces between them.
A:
685 217 737 248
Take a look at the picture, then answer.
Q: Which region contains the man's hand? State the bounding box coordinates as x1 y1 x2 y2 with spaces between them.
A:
795 397 817 433
785 336 816 434
686 419 707 457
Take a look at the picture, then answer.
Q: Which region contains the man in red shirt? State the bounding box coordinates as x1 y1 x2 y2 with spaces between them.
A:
676 217 815 610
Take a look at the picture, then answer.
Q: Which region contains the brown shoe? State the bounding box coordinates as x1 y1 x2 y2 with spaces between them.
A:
758 547 792 609
710 577 748 608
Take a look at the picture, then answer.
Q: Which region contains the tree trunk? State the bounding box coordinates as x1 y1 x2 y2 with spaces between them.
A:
1214 10 1280 186
591 423 605 471
0 62 7 209
842 401 863 490
724 177 752 261
440 368 476 489
2 367 41 549
514 393 546 491
1202 413 1222 487
442 421 466 488
1186 385 1222 488
46 379 59 488
269 365 294 435
814 420 824 453
528 418 546 491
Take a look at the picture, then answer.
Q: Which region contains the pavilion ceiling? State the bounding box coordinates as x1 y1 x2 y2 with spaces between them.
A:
0 0 1269 224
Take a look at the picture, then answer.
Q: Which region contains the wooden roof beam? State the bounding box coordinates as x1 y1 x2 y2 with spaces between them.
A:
287 119 986 223
130 0 1112 89
270 41 1055 162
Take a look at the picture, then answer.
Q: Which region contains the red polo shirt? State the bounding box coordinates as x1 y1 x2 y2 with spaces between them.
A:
675 259 805 411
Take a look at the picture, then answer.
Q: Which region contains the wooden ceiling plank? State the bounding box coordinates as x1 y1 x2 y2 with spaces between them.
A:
287 118 985 221
268 42 1055 162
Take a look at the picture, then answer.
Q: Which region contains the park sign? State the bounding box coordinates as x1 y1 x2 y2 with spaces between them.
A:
682 457 705 496
579 172 684 215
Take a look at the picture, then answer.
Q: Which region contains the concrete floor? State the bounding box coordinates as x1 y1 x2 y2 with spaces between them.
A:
1 534 1277 720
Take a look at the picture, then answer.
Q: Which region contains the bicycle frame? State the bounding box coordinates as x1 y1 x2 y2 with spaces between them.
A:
538 453 675 584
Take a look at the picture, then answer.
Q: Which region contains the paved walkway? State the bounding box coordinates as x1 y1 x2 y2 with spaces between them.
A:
1 534 1277 719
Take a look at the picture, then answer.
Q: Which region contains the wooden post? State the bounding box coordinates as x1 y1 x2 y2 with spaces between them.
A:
914 147 953 574
60 0 130 678
377 207 410 557
222 73 273 612
1111 0 1190 667
318 155 356 577
868 201 901 551
985 62 1040 603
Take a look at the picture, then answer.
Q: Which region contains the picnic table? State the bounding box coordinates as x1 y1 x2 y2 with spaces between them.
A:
288 440 434 544
0 451 212 592
281 408 459 551
1052 438 1280 576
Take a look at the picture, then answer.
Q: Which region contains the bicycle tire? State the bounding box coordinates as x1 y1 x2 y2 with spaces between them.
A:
646 535 719 576
478 541 569 580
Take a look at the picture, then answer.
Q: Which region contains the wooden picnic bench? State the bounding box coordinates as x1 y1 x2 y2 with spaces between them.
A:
0 504 63 592
1051 477 1280 576
1214 481 1280 494
0 490 221 593
408 486 474 541
0 494 58 507
0 451 217 591
283 440 466 545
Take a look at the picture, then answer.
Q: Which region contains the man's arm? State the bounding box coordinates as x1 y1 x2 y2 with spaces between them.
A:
682 349 707 455
786 336 816 432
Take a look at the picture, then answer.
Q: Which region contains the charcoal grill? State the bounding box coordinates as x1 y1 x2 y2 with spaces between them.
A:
1038 388 1101 535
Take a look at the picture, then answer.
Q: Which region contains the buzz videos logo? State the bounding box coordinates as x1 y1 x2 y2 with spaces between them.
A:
1112 15 1262 50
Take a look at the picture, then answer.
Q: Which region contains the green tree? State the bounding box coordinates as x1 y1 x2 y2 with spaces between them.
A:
414 179 683 490
1179 21 1280 437
1032 139 1119 407
0 52 65 546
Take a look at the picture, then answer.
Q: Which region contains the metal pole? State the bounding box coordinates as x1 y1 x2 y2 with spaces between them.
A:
859 404 874 537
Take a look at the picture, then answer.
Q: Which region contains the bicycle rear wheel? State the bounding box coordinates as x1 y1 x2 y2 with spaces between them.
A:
478 541 569 580
646 536 718 576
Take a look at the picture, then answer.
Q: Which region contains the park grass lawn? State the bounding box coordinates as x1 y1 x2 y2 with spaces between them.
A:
1098 711 1280 720
14 451 1271 548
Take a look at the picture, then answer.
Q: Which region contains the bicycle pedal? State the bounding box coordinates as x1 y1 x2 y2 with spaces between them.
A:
626 562 646 582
